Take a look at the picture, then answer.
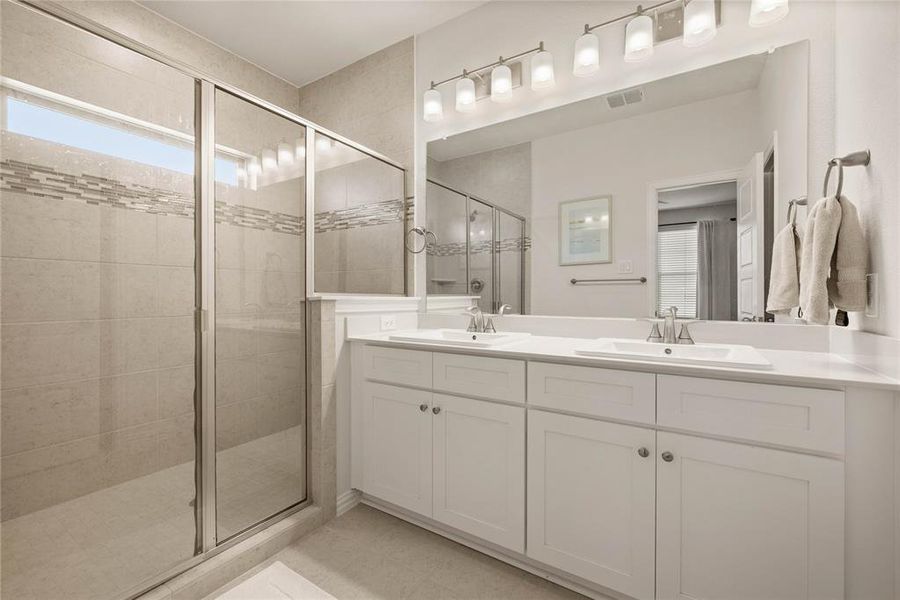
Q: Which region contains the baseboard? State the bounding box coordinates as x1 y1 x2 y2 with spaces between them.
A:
336 490 362 516
360 496 628 600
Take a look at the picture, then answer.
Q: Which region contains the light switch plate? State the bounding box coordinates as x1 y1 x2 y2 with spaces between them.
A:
380 314 397 331
618 260 633 274
865 273 878 317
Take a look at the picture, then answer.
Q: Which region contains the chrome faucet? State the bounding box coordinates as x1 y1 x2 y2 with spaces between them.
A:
465 305 485 333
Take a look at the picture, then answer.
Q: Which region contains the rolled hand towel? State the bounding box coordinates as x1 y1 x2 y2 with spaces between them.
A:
827 196 867 312
798 196 841 324
766 212 802 314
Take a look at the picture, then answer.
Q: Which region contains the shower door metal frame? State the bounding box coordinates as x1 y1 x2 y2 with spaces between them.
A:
10 1 409 598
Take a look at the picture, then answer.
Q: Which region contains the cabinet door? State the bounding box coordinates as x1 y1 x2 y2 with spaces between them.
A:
432 394 525 552
527 411 656 600
362 382 433 516
656 432 844 600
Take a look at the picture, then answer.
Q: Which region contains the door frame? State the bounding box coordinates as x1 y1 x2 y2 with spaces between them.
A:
645 168 742 318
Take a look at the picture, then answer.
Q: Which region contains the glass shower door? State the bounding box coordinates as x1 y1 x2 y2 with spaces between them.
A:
1 3 198 598
213 90 307 541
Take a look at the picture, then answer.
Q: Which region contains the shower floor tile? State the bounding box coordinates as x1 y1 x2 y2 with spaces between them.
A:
1 426 304 600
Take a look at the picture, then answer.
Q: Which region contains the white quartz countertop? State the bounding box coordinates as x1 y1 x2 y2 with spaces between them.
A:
348 331 900 391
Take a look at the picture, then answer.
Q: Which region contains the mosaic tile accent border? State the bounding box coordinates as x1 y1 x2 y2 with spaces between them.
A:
428 237 531 257
0 159 408 237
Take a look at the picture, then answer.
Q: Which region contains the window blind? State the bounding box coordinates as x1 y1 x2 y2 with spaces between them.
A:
657 224 698 318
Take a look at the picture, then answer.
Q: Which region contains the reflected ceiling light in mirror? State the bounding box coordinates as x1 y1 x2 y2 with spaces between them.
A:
683 0 717 47
277 142 293 165
455 74 476 113
491 61 513 102
624 9 654 62
423 85 443 122
573 28 600 77
261 148 277 171
749 0 789 27
530 43 555 90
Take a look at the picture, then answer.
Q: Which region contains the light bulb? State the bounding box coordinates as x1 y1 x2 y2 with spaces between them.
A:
531 49 555 90
573 32 600 77
423 87 443 122
749 0 789 27
455 77 476 113
277 142 293 165
491 64 513 103
683 0 717 47
261 148 277 171
624 13 654 62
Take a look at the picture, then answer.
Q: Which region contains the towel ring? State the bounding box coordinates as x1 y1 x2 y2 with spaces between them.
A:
822 158 843 199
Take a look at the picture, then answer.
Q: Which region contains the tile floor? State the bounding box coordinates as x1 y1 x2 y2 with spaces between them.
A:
1 426 304 600
207 504 588 600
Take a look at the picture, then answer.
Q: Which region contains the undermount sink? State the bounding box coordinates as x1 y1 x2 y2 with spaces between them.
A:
574 337 772 369
389 329 531 348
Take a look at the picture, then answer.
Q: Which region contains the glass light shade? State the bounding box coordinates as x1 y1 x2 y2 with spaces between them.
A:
573 32 600 77
261 148 277 171
683 0 717 47
247 156 261 176
749 0 789 27
277 142 293 165
491 64 513 103
531 50 555 90
624 14 654 62
423 88 443 122
455 77 476 113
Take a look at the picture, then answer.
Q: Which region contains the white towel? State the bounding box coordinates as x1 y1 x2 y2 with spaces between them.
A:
766 208 802 314
798 196 841 324
827 195 867 312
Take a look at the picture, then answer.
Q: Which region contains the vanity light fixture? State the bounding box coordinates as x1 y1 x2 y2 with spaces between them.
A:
455 73 476 113
530 42 556 90
491 60 513 102
573 27 601 77
423 84 443 122
683 0 717 47
749 0 789 27
624 7 654 62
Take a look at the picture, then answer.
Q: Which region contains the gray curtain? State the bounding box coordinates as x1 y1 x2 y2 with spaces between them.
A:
697 220 737 320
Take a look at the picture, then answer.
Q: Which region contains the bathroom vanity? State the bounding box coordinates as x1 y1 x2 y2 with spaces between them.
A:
349 332 898 600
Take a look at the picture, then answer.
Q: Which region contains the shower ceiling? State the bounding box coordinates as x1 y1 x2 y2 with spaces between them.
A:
139 1 484 86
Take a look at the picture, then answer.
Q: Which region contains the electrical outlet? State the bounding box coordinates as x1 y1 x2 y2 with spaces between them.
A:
866 273 878 318
380 314 397 331
618 260 633 274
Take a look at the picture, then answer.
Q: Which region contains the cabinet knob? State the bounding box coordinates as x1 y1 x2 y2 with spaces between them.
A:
419 404 428 412
432 406 441 415
637 447 649 458
661 451 674 462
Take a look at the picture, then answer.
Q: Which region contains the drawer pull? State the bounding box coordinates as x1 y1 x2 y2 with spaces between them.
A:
637 447 649 458
661 451 674 462
432 406 442 415
419 404 428 412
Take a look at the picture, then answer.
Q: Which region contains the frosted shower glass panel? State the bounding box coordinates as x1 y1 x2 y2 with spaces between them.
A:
426 181 469 296
314 133 405 294
214 90 307 542
0 3 198 598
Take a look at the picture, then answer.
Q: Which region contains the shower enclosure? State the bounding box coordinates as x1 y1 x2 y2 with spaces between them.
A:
426 179 526 314
0 2 405 599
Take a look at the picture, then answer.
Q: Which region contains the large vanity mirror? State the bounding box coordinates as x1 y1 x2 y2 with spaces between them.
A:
426 40 809 321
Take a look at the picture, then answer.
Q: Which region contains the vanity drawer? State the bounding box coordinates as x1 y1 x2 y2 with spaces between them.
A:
433 352 525 403
657 375 844 453
361 345 432 388
527 362 656 423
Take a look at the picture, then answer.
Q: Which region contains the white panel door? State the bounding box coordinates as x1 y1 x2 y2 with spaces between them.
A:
737 152 765 320
362 382 433 516
432 393 525 552
527 411 655 600
656 432 844 600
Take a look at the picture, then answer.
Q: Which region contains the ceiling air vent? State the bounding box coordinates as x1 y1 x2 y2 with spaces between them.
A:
606 87 644 109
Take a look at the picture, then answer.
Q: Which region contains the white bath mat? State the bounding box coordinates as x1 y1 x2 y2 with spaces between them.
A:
216 561 336 600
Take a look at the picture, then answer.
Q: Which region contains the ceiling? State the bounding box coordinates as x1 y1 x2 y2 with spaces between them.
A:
658 181 738 211
139 1 483 87
428 51 769 162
